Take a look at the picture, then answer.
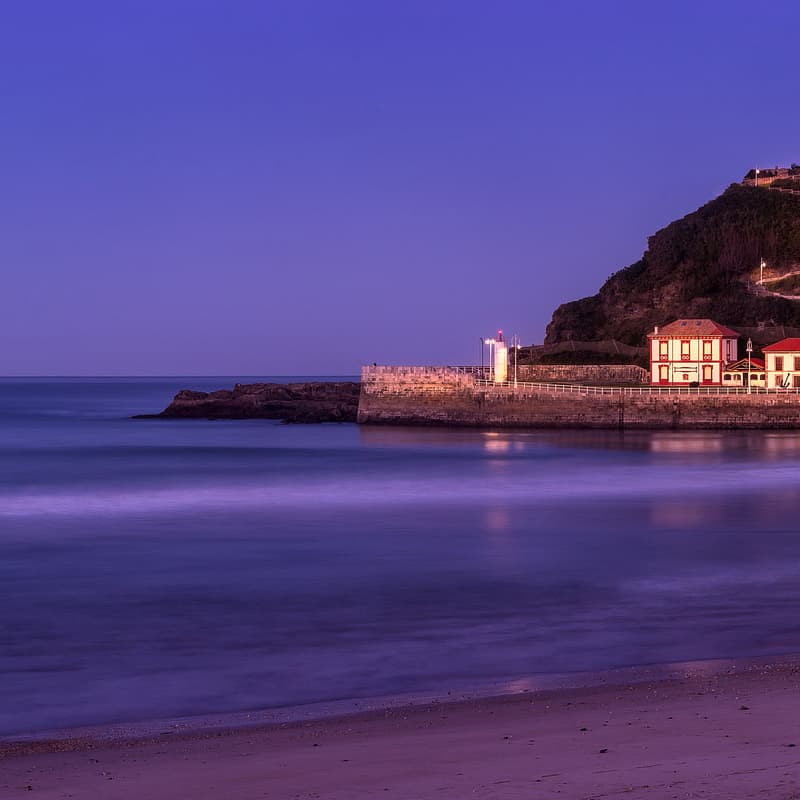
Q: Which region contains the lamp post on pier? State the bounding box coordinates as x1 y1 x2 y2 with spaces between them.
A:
480 337 484 375
485 338 496 382
746 337 753 394
511 334 520 387
760 258 766 285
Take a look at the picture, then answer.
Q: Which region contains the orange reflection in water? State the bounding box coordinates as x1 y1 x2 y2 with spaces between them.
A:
649 434 724 454
650 499 724 529
483 438 512 454
485 507 511 533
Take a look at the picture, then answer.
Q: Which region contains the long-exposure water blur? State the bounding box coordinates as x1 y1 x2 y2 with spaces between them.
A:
4 378 800 736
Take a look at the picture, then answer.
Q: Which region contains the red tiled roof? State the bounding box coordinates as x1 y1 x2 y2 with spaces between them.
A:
762 338 800 352
725 357 765 371
650 319 739 338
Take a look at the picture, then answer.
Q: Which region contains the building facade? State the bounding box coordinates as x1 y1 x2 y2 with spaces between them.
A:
648 319 739 386
723 357 765 388
762 339 800 388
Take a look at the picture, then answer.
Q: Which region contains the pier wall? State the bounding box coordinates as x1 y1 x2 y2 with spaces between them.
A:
358 367 800 429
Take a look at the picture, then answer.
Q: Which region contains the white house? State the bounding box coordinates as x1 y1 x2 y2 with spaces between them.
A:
648 319 739 386
762 338 800 388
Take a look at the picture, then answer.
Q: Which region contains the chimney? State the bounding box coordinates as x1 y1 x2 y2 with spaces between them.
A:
654 325 659 335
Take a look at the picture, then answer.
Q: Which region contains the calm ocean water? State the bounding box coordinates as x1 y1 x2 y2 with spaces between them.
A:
4 377 800 736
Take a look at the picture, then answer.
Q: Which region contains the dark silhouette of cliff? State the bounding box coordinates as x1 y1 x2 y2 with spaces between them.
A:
545 184 800 350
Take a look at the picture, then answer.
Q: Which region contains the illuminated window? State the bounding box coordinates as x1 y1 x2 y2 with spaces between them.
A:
681 341 690 358
703 341 712 358
659 341 669 358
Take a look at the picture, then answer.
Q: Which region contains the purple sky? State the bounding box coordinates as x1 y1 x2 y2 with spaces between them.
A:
2 2 799 375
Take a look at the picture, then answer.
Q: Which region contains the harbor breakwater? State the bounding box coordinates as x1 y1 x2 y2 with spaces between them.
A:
358 366 800 429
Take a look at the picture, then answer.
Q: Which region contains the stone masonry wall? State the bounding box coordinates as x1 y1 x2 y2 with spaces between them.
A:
358 366 800 429
514 364 648 385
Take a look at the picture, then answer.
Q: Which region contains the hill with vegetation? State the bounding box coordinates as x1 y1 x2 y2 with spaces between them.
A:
545 184 800 354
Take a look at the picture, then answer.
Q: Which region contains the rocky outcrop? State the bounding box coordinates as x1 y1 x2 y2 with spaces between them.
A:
137 382 360 423
545 184 800 350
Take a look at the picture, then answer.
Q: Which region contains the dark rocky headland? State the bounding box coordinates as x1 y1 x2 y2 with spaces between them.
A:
136 382 360 423
540 182 800 362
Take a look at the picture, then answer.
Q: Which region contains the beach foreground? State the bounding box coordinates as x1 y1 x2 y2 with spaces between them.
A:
3 660 800 799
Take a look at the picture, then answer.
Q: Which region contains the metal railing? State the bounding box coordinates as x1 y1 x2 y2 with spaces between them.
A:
363 366 800 396
472 377 800 396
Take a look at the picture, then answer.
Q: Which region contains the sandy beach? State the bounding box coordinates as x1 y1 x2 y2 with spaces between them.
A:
3 659 800 799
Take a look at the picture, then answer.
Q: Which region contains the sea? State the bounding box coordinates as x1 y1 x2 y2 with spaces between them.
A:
4 376 800 738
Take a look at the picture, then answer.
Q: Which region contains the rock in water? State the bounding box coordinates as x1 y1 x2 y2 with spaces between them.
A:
135 382 360 423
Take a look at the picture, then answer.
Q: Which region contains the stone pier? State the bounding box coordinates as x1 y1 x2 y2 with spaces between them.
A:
357 366 800 429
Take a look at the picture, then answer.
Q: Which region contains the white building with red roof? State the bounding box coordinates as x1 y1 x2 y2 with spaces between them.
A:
762 338 800 389
648 319 739 386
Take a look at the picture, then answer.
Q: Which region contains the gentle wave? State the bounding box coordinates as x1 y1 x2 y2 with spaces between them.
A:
1 460 798 518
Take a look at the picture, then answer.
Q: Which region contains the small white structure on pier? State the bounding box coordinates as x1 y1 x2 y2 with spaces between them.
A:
493 330 508 383
484 330 509 383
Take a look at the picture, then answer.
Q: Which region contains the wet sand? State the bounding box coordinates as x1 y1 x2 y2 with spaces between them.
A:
3 659 800 799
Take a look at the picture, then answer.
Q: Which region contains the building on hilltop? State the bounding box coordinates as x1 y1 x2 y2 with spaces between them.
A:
648 319 738 386
762 339 800 389
742 165 800 187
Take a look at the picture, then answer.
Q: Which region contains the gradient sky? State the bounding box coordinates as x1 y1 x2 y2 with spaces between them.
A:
2 1 799 375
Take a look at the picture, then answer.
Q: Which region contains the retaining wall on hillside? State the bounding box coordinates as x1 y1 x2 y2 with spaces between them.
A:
358 366 800 429
515 364 648 385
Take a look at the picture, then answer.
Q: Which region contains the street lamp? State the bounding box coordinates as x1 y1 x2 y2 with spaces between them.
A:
755 167 760 187
485 338 496 382
760 258 766 285
480 337 484 374
746 337 753 394
511 334 520 387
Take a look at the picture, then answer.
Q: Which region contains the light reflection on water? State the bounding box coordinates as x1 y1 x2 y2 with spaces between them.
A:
4 382 800 736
